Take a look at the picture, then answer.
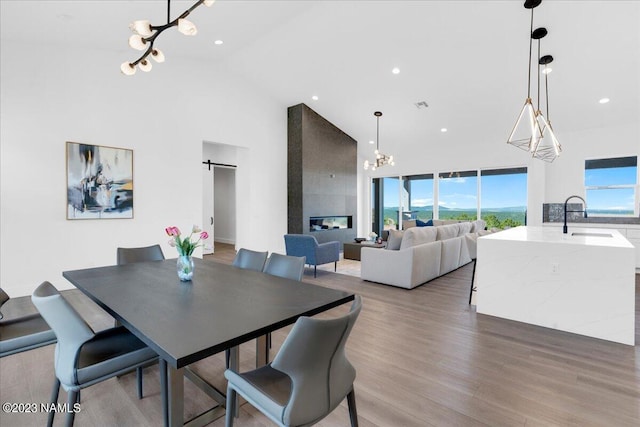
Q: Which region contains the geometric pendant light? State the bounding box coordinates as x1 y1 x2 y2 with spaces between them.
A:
532 53 562 162
506 0 543 152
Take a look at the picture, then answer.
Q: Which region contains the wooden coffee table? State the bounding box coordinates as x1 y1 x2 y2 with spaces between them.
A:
343 241 386 261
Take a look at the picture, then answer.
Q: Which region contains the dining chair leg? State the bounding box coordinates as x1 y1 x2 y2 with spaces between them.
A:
225 386 237 427
47 378 60 427
314 265 317 278
136 366 143 399
65 390 78 427
347 389 359 427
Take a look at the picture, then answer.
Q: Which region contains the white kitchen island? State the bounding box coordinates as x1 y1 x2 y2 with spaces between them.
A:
476 226 636 346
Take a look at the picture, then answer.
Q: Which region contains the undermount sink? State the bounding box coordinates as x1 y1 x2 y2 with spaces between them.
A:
571 232 613 238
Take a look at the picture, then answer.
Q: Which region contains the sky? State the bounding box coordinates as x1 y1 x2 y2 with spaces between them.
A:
585 166 637 211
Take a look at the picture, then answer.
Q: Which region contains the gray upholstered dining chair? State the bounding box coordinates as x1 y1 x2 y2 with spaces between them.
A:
262 253 307 353
117 244 165 265
226 248 270 367
232 248 268 272
115 244 165 395
263 253 306 281
0 287 56 358
224 295 362 427
32 281 158 427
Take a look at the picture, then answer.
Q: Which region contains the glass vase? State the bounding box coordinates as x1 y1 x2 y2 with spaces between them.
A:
177 255 194 281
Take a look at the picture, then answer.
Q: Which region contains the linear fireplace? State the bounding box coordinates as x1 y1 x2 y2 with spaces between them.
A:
309 216 353 232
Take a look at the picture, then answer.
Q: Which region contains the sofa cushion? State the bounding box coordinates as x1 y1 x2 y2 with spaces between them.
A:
386 229 404 250
458 236 472 266
400 226 438 250
470 219 486 233
436 223 460 241
458 222 472 236
465 233 479 259
440 236 462 275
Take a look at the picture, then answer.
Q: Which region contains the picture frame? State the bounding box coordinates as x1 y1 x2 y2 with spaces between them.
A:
66 141 134 219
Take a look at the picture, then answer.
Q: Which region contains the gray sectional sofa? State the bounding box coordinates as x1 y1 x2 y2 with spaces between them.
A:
360 220 487 289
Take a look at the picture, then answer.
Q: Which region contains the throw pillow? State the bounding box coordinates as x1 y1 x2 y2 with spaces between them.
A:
416 219 433 227
386 229 404 250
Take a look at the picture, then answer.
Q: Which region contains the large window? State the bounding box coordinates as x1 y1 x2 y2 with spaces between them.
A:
402 174 434 221
438 170 477 220
481 167 527 229
370 167 528 233
585 156 637 216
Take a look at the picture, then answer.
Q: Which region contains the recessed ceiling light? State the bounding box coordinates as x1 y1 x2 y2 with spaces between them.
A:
369 140 375 144
311 95 318 101
441 128 448 133
214 40 223 45
599 98 610 104
392 67 400 75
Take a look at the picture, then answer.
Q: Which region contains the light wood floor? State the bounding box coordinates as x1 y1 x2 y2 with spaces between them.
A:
1 243 638 426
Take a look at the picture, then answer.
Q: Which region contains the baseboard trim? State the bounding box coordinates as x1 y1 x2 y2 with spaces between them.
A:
214 238 235 245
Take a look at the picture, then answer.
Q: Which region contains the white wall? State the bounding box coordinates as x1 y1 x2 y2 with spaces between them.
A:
1 41 288 296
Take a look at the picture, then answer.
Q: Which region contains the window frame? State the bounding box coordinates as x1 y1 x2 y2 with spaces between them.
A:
584 156 638 217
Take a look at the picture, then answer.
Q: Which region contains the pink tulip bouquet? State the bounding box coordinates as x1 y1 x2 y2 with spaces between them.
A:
165 225 209 256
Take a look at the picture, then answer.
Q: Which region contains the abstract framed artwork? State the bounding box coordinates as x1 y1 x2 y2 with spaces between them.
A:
66 141 134 219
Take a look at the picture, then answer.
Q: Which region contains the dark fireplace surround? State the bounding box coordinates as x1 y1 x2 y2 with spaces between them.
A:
288 104 357 245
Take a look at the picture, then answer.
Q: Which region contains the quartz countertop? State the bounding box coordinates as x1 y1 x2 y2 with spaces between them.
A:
481 226 634 248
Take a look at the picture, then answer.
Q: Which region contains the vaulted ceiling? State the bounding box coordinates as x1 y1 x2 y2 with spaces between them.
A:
2 1 638 156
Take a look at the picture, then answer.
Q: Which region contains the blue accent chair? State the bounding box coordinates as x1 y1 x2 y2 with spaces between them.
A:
284 234 340 278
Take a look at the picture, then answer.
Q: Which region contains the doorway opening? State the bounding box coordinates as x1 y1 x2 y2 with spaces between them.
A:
202 142 239 255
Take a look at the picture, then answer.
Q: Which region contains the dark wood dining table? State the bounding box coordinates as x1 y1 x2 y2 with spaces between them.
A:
63 257 354 427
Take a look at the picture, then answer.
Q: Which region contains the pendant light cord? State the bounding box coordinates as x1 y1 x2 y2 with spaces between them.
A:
545 67 550 120
527 8 534 98
536 39 541 112
167 0 171 24
376 115 380 151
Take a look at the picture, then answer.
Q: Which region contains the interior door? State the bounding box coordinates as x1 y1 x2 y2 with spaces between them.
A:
202 163 215 254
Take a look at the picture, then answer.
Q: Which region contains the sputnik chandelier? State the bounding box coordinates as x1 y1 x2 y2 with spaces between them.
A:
120 0 216 76
507 0 561 162
363 111 394 171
